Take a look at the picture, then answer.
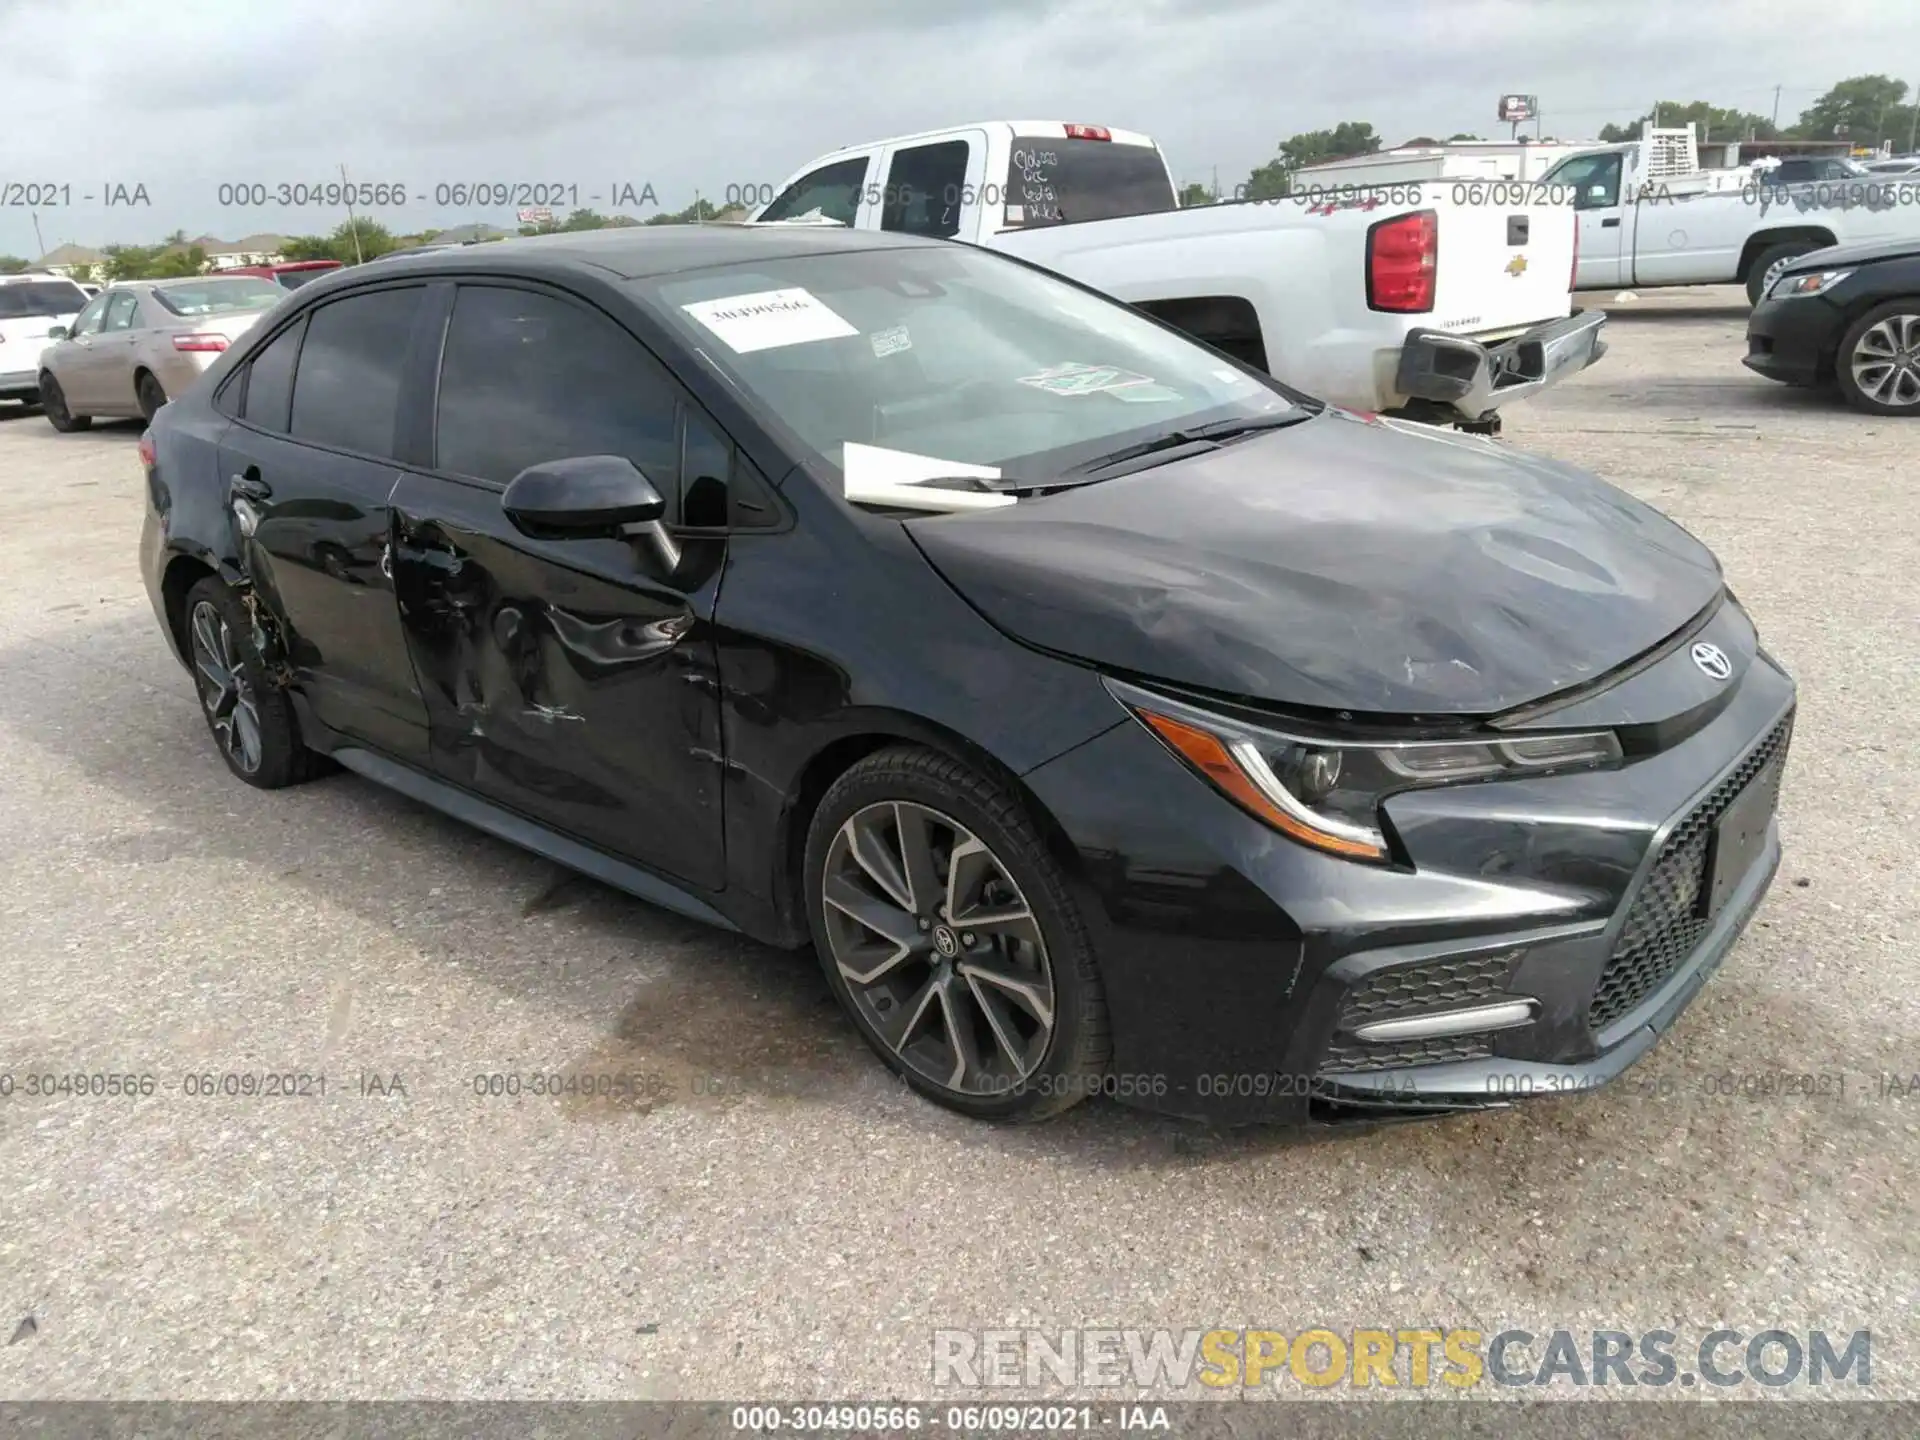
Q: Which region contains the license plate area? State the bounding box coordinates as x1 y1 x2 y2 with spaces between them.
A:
1701 761 1780 919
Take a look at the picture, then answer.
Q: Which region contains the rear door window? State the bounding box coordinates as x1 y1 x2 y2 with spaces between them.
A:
242 319 304 432
102 292 139 331
1001 134 1176 229
881 140 971 239
288 287 424 458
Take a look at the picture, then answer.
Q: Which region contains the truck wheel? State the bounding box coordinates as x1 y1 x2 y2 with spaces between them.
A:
1747 243 1820 305
1835 301 1920 416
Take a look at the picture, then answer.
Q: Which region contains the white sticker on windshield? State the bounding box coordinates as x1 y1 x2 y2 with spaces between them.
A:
870 325 912 358
680 287 858 353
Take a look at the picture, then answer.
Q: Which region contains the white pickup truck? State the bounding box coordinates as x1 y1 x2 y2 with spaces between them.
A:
1538 129 1920 303
752 120 1606 430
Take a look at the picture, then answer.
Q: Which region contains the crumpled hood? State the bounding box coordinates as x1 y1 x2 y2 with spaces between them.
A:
904 411 1724 717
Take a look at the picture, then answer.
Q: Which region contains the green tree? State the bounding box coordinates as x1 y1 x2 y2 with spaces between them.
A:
101 244 165 281
1446 132 1483 142
69 262 96 284
280 235 336 262
1791 74 1913 148
643 197 721 225
151 245 209 278
323 219 397 263
0 255 28 274
1177 181 1214 207
1599 101 1778 144
1242 121 1381 198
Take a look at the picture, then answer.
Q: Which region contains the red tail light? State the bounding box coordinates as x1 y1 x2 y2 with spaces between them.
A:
1366 209 1438 313
1063 124 1111 141
137 432 156 471
172 333 228 352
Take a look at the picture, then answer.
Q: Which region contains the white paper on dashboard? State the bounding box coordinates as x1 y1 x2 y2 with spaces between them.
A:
841 443 1016 511
680 287 859 353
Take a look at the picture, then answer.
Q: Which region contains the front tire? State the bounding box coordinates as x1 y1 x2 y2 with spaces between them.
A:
1835 301 1920 415
183 577 326 789
39 372 90 432
804 746 1110 1122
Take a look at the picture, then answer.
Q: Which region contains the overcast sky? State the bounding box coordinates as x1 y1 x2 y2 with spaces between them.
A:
1 0 1913 257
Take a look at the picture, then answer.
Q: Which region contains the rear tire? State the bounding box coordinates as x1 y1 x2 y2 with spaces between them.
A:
39 372 90 432
136 370 168 423
803 745 1110 1122
1834 300 1920 416
1746 242 1821 305
182 576 327 789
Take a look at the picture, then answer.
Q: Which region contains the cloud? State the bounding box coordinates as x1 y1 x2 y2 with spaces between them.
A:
0 0 1912 254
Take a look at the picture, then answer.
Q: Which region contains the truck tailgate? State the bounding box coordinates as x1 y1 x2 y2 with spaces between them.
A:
1434 196 1576 336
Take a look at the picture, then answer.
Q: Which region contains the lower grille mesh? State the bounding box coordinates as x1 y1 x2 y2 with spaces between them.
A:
1587 712 1793 1032
1318 950 1519 1074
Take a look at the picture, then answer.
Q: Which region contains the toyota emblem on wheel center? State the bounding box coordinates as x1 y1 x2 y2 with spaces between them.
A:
1691 641 1733 680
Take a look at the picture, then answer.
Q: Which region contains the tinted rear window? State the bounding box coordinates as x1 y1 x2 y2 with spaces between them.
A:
289 287 424 457
1002 137 1175 229
276 269 329 289
0 281 87 319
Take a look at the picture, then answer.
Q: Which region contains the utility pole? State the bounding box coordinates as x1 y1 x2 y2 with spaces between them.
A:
1772 85 1782 128
29 209 46 261
339 163 365 263
1909 81 1919 153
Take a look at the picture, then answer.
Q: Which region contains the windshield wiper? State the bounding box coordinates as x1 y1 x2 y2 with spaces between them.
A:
1062 409 1314 478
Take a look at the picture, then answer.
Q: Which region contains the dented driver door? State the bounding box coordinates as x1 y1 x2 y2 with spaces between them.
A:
386 278 733 891
388 471 727 892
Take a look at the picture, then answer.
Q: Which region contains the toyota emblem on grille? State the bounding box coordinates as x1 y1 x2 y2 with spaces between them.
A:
1691 642 1733 680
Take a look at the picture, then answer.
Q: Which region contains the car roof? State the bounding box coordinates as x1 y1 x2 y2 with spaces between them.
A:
343 223 937 284
0 271 84 284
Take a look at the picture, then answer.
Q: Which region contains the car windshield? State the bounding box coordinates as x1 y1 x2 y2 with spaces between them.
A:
0 280 87 319
153 278 284 316
637 245 1312 490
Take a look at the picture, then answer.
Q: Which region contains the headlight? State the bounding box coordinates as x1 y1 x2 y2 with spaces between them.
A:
1110 679 1622 863
1768 268 1853 299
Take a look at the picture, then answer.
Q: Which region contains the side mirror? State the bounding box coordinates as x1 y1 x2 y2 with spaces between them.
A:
47 325 68 340
501 454 680 569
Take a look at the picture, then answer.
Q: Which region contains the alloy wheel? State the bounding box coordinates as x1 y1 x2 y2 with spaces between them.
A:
820 800 1055 1096
189 599 264 774
1849 312 1920 408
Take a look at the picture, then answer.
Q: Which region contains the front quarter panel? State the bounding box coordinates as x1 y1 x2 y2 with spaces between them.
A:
714 470 1128 934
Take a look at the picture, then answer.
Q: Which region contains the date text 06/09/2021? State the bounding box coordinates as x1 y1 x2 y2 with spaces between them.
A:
210 181 659 209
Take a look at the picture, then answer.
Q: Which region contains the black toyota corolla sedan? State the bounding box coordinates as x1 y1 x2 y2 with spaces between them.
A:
139 225 1795 1125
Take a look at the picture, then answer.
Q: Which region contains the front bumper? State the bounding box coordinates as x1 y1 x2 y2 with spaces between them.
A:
0 367 40 398
1743 293 1843 386
1395 309 1608 421
1022 634 1794 1125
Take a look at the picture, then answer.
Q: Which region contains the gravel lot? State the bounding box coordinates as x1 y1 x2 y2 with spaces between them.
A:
0 286 1914 1405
